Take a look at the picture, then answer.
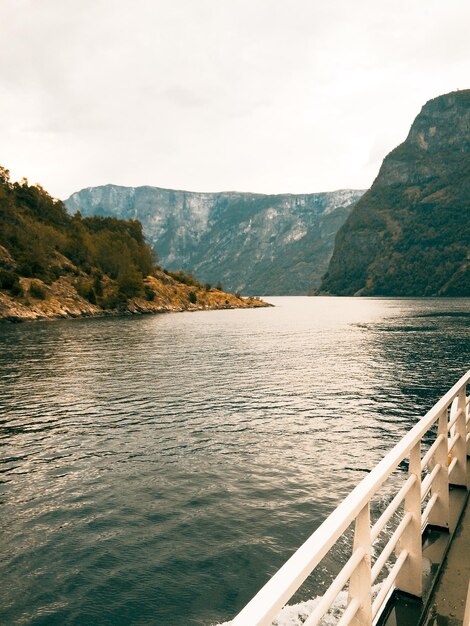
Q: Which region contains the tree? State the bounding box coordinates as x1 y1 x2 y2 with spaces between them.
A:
117 262 144 297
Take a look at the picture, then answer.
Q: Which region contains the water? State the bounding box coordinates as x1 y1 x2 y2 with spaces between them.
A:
0 297 469 626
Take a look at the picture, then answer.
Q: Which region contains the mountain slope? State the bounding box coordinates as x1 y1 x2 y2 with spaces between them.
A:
65 187 365 295
320 90 470 296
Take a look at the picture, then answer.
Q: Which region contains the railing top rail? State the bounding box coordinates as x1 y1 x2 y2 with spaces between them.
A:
232 369 470 625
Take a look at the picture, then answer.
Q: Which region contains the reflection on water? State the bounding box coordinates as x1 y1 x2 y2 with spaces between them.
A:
0 297 469 625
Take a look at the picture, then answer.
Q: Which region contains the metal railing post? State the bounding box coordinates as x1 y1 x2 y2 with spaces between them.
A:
349 503 372 625
450 387 467 487
466 392 470 457
428 411 450 529
463 581 470 626
396 442 422 597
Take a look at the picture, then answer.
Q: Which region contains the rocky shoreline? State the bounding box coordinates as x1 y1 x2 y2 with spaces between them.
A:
0 271 272 323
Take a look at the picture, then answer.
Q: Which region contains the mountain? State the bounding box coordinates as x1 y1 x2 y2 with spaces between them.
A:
320 90 470 296
65 187 365 295
0 166 269 322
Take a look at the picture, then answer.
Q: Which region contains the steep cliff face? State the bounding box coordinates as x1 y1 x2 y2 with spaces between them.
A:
65 188 364 295
321 90 470 296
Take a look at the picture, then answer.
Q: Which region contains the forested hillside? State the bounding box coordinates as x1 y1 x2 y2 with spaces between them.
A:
0 166 268 321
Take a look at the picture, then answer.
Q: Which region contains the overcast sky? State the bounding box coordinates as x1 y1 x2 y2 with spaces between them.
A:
1 0 469 199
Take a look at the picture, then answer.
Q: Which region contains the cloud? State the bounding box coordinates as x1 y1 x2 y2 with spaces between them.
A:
0 0 469 198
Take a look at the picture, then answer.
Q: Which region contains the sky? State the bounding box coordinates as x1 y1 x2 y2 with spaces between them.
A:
1 0 469 200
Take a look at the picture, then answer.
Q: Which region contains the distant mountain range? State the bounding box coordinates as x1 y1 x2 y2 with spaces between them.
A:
320 89 470 296
65 187 365 295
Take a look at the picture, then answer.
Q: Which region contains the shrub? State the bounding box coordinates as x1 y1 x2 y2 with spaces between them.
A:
18 260 34 277
10 281 23 297
50 266 62 280
0 269 19 290
29 282 47 299
144 285 155 301
188 291 197 304
99 289 127 310
76 280 96 303
117 263 144 297
169 269 199 287
93 275 103 296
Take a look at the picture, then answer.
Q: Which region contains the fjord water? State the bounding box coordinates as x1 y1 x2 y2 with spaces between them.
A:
1 297 469 626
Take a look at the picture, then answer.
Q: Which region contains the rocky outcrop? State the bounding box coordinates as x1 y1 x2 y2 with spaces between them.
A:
65 188 364 295
320 90 470 296
0 271 270 323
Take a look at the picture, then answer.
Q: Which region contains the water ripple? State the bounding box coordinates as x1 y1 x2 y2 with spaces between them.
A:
0 297 469 625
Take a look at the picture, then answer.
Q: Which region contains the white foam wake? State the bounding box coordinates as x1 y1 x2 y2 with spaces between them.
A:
218 584 383 626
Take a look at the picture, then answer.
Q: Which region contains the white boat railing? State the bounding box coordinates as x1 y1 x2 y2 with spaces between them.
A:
232 369 470 626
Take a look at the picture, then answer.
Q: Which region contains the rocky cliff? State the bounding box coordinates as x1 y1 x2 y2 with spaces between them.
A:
320 90 470 296
65 187 364 295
